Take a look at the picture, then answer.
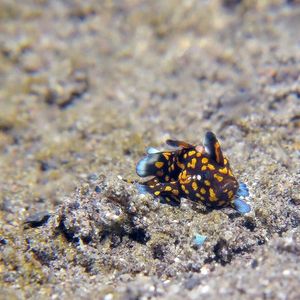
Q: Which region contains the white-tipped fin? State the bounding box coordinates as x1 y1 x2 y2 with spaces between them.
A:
146 147 160 154
136 153 160 177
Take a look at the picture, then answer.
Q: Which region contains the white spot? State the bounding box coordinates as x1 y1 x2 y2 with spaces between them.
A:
199 285 210 294
195 145 204 152
104 294 113 300
197 175 202 181
200 265 210 275
174 257 180 263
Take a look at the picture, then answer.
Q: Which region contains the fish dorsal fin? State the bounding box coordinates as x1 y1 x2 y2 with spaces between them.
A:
203 131 225 166
166 139 194 149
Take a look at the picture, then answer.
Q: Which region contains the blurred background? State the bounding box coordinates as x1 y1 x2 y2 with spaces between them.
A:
1 0 299 209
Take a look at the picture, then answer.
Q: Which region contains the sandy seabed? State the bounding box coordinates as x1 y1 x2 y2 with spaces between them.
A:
0 1 300 299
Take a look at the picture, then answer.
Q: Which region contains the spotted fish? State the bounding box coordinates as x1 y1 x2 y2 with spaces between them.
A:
136 131 250 214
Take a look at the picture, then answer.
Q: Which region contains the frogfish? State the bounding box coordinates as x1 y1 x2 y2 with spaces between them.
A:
136 131 250 214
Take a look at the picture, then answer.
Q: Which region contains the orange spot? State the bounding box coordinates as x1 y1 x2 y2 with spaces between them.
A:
180 170 191 184
188 150 196 156
165 186 172 191
202 157 208 164
163 153 171 160
209 188 217 201
181 184 186 191
192 182 198 191
184 153 187 159
228 169 233 177
190 158 197 169
214 174 223 182
200 188 206 194
196 152 202 157
204 180 211 186
224 158 228 165
154 191 160 196
228 190 234 199
196 193 205 200
215 142 221 163
207 164 215 170
201 166 207 171
155 161 164 168
177 161 185 169
219 167 228 174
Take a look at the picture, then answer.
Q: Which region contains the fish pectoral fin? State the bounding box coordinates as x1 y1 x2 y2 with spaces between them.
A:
136 183 151 195
237 182 250 197
233 198 251 214
166 139 194 149
135 177 159 194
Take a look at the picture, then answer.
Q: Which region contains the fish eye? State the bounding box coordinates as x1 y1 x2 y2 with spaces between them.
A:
191 174 202 181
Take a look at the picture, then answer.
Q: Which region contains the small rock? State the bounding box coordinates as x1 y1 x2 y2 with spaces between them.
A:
24 211 51 228
184 275 201 290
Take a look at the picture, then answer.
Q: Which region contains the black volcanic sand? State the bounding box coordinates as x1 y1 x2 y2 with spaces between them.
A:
0 1 300 299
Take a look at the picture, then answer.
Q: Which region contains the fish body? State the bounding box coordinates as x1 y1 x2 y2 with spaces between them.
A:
136 132 250 213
